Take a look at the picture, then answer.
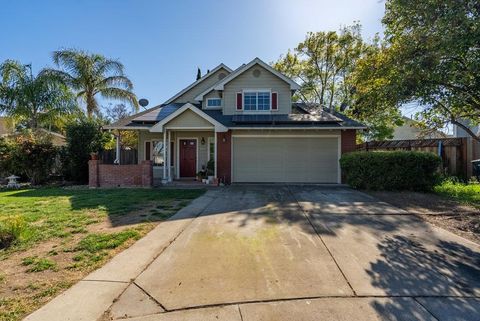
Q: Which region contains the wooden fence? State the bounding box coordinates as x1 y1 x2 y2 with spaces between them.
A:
356 138 468 178
100 149 138 165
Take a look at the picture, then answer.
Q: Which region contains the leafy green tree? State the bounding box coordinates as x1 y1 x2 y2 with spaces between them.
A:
46 49 138 118
0 60 77 130
3 133 59 185
103 103 138 150
62 118 109 183
0 137 14 178
274 23 370 112
274 24 400 140
349 42 404 141
357 0 480 141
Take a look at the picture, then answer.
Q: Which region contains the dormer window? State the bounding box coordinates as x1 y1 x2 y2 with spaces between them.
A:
206 98 222 108
243 91 271 111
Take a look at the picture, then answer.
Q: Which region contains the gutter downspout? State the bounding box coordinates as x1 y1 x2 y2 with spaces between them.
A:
114 133 120 165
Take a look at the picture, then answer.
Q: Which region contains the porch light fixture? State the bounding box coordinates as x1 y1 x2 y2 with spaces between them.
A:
201 137 205 145
222 136 227 143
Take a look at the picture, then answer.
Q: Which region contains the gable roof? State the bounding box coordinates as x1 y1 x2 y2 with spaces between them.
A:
194 58 300 100
103 104 164 130
150 103 228 133
163 64 232 105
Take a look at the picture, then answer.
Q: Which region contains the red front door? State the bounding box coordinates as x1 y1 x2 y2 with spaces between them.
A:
179 139 197 178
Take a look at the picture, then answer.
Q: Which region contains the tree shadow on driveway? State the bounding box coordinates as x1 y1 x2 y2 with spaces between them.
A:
366 235 480 320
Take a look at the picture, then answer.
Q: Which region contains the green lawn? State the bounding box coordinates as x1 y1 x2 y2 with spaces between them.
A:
0 187 205 321
434 180 480 208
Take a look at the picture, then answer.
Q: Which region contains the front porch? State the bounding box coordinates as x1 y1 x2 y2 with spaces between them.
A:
100 103 231 187
139 130 217 185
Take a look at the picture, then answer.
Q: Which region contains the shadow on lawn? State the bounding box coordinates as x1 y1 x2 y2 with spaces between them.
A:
5 188 204 227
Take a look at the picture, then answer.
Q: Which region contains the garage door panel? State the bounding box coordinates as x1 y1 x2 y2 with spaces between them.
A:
233 137 339 183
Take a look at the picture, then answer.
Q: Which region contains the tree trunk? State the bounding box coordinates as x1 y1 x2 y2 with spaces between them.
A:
86 92 96 118
451 119 480 142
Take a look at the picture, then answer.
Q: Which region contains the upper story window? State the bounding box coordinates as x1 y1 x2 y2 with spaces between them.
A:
244 91 270 111
206 98 222 108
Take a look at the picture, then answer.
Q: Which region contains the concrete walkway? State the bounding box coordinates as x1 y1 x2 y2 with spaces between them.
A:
24 186 480 321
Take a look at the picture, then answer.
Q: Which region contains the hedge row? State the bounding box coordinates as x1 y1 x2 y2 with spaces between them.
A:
340 151 442 191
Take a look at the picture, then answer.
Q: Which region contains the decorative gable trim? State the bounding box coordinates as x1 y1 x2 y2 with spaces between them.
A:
163 64 232 105
194 58 300 100
149 103 228 133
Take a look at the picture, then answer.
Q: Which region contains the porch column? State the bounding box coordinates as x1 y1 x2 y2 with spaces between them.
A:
162 130 167 182
114 133 120 165
214 132 217 178
167 130 172 181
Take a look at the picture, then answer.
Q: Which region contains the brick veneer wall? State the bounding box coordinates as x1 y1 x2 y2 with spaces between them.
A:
340 129 357 183
88 160 153 187
216 131 232 184
341 129 357 154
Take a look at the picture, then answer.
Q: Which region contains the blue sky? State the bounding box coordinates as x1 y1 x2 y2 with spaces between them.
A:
0 0 385 111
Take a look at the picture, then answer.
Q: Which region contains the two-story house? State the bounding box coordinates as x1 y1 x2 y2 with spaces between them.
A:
105 58 365 184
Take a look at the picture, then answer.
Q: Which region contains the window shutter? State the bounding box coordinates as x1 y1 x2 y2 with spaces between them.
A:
236 92 243 110
145 142 151 160
272 92 278 110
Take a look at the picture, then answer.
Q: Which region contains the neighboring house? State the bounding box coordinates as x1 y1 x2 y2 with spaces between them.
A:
0 117 66 146
105 58 365 184
391 116 449 140
453 120 480 140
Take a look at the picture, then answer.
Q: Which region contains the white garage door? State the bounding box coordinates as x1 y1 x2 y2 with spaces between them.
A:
232 136 339 183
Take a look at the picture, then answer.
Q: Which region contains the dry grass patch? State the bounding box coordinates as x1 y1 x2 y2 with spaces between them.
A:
368 189 480 245
0 187 204 321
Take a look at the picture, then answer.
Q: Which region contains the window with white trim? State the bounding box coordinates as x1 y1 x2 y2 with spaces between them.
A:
146 141 174 166
243 91 270 111
151 141 164 166
208 137 215 161
206 98 222 108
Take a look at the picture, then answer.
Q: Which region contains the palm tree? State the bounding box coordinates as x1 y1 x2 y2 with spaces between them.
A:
0 60 77 129
47 49 138 117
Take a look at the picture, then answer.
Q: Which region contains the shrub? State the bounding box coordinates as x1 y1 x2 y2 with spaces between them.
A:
340 151 442 191
63 119 109 183
8 134 58 185
0 216 27 249
434 178 480 206
0 137 15 180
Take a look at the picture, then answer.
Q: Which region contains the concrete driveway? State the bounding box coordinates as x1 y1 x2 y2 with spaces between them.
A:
26 186 480 321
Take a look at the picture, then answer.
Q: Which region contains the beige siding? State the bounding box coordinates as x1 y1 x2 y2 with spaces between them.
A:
223 65 292 115
232 136 339 183
164 109 214 128
173 67 230 103
202 90 223 109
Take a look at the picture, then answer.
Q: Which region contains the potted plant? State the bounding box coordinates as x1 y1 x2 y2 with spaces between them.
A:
196 170 205 182
206 159 215 183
